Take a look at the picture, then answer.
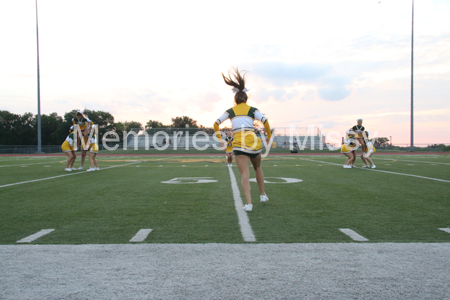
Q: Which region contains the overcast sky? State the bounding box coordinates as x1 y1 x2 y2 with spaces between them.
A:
1 0 449 145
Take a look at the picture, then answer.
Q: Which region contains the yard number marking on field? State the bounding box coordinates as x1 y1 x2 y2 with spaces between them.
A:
228 165 256 242
161 177 218 184
339 228 369 242
438 228 450 234
16 229 55 243
129 229 153 242
249 177 303 184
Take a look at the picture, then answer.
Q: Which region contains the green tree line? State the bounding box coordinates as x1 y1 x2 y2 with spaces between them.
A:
0 109 199 145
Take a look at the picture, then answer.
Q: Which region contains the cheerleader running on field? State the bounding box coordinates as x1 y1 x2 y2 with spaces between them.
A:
214 68 272 212
61 126 77 171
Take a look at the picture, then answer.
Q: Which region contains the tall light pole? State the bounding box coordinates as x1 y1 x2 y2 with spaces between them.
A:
410 0 414 151
35 0 42 153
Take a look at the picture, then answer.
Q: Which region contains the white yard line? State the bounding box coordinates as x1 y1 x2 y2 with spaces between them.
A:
297 158 450 183
0 157 60 161
0 161 142 189
129 229 153 242
16 229 55 243
375 158 450 165
438 228 450 234
0 160 62 168
339 228 369 242
227 166 256 242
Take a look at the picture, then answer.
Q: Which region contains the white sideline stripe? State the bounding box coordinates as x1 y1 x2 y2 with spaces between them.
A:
227 165 256 242
298 158 450 183
0 160 62 168
129 229 153 242
376 158 450 166
339 228 369 242
0 161 142 189
16 229 55 243
438 228 450 234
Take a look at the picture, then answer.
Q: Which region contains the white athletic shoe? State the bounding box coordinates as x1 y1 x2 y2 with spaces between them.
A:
371 165 376 169
362 165 370 168
69 168 76 171
260 194 269 202
95 167 100 171
64 168 72 172
343 165 351 169
351 164 355 168
243 204 253 212
86 168 96 172
78 166 84 170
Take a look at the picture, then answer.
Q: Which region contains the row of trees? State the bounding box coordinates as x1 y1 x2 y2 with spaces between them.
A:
427 144 450 151
146 116 200 129
372 137 390 147
0 109 200 145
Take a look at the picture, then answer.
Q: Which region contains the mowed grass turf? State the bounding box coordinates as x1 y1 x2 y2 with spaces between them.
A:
0 154 449 244
0 156 242 244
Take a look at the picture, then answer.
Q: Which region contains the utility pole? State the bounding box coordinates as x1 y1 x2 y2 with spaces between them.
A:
35 0 42 153
410 0 414 152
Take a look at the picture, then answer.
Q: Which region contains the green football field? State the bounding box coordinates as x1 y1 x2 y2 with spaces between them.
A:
0 153 449 244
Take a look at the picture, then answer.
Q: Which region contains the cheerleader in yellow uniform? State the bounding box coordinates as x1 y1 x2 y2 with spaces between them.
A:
72 110 94 136
61 126 77 171
72 110 94 170
86 125 99 172
351 118 367 154
214 68 271 212
225 131 234 167
361 131 376 169
344 129 358 167
341 134 358 169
